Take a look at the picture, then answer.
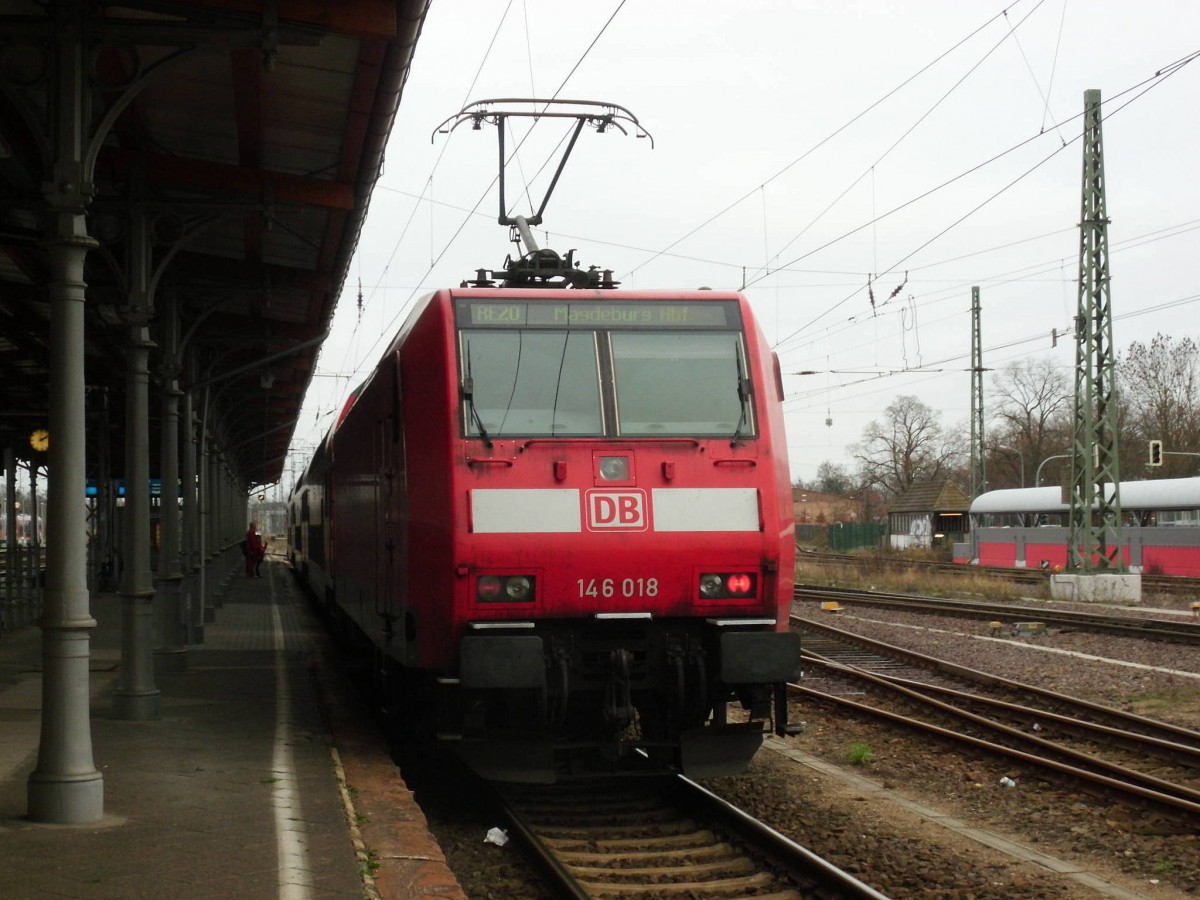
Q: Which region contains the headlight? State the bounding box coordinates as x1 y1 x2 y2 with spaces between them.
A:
699 574 723 598
476 574 536 603
505 576 532 600
598 455 629 481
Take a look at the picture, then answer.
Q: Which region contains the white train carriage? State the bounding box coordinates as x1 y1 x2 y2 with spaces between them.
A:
956 477 1200 575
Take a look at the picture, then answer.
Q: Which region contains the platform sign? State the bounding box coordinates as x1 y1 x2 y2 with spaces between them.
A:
86 478 182 499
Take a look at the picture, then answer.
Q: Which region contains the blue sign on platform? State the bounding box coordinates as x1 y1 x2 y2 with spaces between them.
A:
86 478 180 498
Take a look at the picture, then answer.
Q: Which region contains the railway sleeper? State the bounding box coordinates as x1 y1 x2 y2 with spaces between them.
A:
580 871 783 896
574 856 757 880
552 841 739 863
541 829 721 851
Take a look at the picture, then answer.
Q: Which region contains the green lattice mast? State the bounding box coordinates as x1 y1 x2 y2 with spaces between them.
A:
969 286 985 497
1067 89 1123 571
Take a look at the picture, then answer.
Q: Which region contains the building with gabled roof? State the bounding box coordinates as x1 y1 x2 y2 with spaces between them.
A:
886 480 970 550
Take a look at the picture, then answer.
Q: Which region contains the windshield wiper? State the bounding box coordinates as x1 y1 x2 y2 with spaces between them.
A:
463 342 493 447
730 340 752 448
496 332 523 435
549 331 571 434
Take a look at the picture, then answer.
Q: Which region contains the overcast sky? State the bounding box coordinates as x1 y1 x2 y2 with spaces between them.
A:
285 0 1200 491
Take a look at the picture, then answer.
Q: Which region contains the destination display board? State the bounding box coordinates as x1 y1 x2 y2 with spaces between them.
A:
457 300 739 330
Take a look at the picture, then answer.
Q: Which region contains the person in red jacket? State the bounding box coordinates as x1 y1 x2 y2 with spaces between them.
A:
244 522 266 578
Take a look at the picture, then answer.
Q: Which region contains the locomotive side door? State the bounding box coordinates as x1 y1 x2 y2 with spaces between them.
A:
377 350 409 658
374 416 387 622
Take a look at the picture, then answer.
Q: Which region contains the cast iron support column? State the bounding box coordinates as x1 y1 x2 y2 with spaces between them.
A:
155 292 186 669
181 392 203 643
221 462 237 589
205 437 220 619
235 472 247 562
198 427 210 622
233 475 242 546
95 389 115 591
27 465 42 624
3 447 15 632
26 3 104 822
155 383 186 668
28 214 103 822
112 325 161 719
229 468 241 579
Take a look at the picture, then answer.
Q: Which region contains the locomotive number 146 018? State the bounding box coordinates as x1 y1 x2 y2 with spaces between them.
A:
577 577 659 598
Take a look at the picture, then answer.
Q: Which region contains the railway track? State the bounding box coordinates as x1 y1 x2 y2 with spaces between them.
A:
494 775 888 899
800 548 1047 586
799 548 1200 597
795 583 1200 645
792 615 1200 818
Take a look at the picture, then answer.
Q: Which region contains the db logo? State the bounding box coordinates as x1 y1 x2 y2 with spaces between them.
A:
586 490 648 531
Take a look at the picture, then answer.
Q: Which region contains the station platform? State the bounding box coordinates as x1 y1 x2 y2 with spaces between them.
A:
0 558 466 900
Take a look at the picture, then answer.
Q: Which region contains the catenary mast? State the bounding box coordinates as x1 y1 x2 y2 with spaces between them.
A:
969 286 985 498
1067 89 1123 572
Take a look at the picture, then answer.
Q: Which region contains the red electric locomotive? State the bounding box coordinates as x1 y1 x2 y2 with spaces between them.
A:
292 279 799 780
289 100 799 781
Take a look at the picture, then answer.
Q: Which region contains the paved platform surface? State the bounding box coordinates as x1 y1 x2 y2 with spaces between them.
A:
0 558 466 899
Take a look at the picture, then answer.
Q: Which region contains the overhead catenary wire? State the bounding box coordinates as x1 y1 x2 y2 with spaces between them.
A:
354 4 629 375
785 290 1200 408
791 274 1200 395
1004 3 1069 146
838 217 1197 307
622 1 1027 281
359 183 1200 333
306 1 629 437
301 0 521 433
352 182 1199 388
373 184 1200 295
769 48 1200 351
782 274 1195 408
296 11 1199 475
762 0 1049 279
1041 0 1071 137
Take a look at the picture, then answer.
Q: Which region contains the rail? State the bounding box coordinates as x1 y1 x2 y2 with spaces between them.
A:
495 775 890 899
791 617 1200 817
798 547 1200 596
795 614 1200 749
795 584 1200 645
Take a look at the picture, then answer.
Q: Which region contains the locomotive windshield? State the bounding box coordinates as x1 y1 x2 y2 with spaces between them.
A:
456 299 754 439
461 330 604 436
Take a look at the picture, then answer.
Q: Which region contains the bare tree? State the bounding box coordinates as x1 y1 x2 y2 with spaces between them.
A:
988 358 1071 488
1120 334 1200 478
852 395 960 500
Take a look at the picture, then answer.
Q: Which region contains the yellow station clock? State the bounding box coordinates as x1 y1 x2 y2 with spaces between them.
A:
30 428 49 452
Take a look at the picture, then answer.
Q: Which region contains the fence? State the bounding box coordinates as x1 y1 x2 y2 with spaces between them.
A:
815 522 886 553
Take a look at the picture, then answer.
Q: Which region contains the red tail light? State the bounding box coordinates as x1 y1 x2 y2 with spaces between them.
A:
726 574 752 595
698 572 758 600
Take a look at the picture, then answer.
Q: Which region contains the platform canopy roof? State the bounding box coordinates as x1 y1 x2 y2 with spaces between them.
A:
0 1 429 486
